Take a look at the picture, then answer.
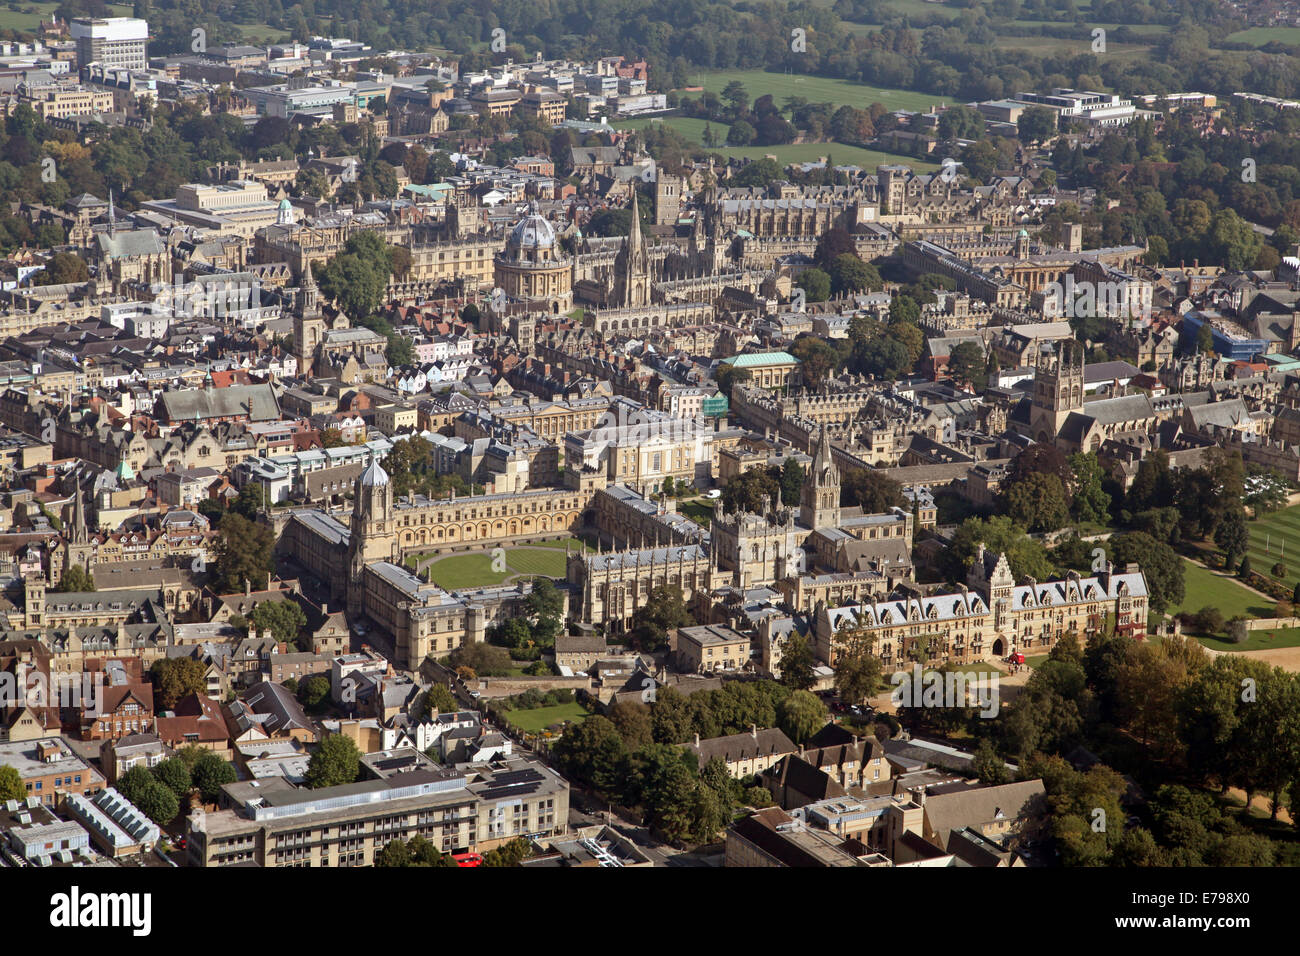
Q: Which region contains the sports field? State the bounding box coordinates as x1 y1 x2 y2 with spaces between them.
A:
685 69 946 115
1247 503 1300 583
617 114 942 171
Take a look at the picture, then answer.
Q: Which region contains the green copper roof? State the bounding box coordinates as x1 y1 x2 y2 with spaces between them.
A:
721 351 798 367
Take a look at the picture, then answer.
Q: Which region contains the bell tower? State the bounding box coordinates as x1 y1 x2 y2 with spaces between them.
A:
1028 339 1083 444
801 425 842 529
345 459 395 616
293 259 325 378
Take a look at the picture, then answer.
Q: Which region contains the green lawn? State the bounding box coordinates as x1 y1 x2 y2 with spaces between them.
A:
1193 627 1300 653
1168 559 1273 620
679 499 715 528
503 548 569 577
0 1 132 31
1024 654 1051 670
418 552 511 589
618 114 939 171
500 702 588 734
1226 26 1300 46
412 542 581 589
683 69 948 115
1247 505 1300 583
525 536 596 553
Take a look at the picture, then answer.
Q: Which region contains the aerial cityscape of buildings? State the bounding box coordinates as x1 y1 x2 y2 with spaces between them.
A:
0 5 1291 908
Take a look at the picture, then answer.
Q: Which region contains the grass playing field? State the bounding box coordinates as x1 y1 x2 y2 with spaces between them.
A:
1168 559 1273 620
616 114 942 172
1247 504 1300 584
499 702 588 734
0 1 132 31
684 69 947 115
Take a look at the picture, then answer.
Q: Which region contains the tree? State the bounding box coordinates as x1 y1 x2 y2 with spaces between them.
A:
250 600 308 649
841 468 905 510
947 515 1054 582
790 335 841 387
1070 452 1111 525
448 642 513 676
972 739 1010 785
1215 508 1249 570
650 686 695 744
212 513 274 593
947 341 985 389
630 584 693 652
150 657 207 710
608 701 654 749
778 633 817 690
714 363 752 399
779 458 804 507
814 227 856 269
376 839 412 867
1111 532 1184 613
0 765 25 801
827 254 880 297
552 715 627 795
133 779 179 825
386 335 414 367
151 758 192 801
834 624 883 703
298 674 331 710
423 684 457 717
56 564 95 592
306 734 362 789
796 267 831 303
191 753 237 803
31 251 90 286
1002 472 1071 533
777 690 827 744
726 119 755 146
1017 106 1058 144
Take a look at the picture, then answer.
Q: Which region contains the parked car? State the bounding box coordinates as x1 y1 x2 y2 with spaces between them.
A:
705 489 722 499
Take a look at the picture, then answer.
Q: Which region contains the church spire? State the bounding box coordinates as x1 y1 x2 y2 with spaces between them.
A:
71 482 87 545
627 188 642 251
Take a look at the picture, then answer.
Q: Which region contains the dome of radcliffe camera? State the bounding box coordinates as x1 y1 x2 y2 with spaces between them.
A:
509 209 556 249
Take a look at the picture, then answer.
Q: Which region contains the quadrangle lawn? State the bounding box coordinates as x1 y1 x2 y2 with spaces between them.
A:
500 702 588 734
410 543 578 589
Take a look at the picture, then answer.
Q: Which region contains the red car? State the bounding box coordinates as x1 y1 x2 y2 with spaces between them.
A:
452 852 482 868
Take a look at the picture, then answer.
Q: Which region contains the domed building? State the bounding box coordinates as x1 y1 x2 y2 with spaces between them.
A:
493 203 572 312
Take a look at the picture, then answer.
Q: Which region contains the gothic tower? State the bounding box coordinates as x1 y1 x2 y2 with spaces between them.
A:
1028 339 1084 444
801 424 842 529
345 459 396 615
293 259 325 378
62 482 95 581
655 171 682 227
613 190 652 308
